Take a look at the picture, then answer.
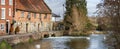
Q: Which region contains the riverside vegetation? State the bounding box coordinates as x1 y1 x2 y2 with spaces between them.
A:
96 0 120 49
0 40 12 49
64 0 94 36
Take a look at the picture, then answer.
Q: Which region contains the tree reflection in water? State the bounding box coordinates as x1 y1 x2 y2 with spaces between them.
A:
66 38 89 49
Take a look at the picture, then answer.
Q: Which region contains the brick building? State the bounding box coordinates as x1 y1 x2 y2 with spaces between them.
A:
0 0 52 35
0 0 13 35
13 0 52 34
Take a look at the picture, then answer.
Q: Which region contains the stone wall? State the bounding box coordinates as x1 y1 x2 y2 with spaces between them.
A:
0 31 63 45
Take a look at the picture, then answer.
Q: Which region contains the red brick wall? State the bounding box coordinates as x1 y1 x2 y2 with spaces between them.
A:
0 0 13 35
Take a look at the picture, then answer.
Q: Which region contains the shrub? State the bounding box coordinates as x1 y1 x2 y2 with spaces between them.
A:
29 38 33 43
15 26 20 34
0 40 12 49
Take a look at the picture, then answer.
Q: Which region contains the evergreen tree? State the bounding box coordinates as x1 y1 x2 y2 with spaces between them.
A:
64 0 88 32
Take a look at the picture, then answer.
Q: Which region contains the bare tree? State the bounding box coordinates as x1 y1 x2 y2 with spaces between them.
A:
97 0 120 49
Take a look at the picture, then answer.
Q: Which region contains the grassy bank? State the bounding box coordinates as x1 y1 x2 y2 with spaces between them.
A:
0 40 12 49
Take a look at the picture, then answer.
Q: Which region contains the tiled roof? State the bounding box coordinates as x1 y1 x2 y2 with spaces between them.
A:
16 0 51 13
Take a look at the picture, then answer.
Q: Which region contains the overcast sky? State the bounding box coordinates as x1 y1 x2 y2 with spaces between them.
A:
44 0 66 21
86 0 101 16
44 0 101 20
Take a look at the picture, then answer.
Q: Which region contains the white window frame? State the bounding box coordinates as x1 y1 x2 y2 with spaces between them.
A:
27 12 31 18
1 8 6 19
1 0 5 5
21 11 24 17
44 14 47 19
9 0 13 5
9 8 11 16
34 13 36 18
39 14 41 18
0 23 5 30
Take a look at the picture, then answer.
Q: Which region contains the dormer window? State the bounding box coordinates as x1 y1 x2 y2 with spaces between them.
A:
27 12 31 20
34 13 36 18
44 14 47 19
39 14 41 20
21 11 24 18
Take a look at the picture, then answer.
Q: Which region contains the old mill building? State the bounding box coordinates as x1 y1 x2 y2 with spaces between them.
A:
0 0 52 35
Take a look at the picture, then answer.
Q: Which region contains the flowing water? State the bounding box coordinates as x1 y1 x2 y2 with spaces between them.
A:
12 34 108 49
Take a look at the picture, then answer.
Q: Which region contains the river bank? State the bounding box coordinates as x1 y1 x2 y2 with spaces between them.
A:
0 30 107 49
0 31 63 47
64 30 107 36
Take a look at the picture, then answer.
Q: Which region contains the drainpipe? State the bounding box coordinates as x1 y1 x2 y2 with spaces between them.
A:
13 0 17 25
12 0 16 34
13 0 16 18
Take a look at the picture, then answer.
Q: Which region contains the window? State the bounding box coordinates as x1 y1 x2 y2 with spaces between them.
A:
27 12 31 18
1 0 5 5
21 11 24 17
34 13 36 18
39 14 41 18
27 12 31 20
9 0 13 5
44 14 47 19
1 8 6 19
39 14 41 20
9 8 11 16
0 24 5 30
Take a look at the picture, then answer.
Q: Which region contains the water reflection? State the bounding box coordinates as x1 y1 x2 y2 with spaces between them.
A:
12 34 108 49
88 34 107 49
67 38 89 49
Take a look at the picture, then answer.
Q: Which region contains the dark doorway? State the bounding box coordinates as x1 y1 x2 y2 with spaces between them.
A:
26 23 28 33
6 22 9 34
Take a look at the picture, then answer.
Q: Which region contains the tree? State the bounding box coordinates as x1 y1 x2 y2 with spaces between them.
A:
64 0 89 33
15 26 20 34
97 0 120 49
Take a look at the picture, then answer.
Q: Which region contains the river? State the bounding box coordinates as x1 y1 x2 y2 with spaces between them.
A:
12 34 108 49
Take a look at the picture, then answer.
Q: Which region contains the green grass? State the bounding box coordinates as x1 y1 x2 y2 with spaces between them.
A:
0 40 12 49
29 38 33 43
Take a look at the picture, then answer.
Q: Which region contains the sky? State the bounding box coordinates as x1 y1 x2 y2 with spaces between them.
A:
86 0 101 16
44 0 66 21
44 0 101 21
